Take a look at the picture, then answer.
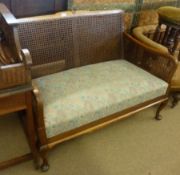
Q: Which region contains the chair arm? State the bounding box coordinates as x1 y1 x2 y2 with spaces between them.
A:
0 48 32 90
0 3 21 63
0 3 18 26
32 82 44 125
32 82 48 145
132 25 169 54
124 32 177 84
0 4 31 90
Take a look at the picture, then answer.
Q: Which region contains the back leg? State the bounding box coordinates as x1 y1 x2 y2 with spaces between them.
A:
171 93 179 108
40 150 49 172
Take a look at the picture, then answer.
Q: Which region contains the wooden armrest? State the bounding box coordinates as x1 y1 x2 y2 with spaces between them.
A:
21 49 32 67
0 3 18 26
0 5 33 91
0 49 32 90
124 32 177 84
132 25 169 54
32 82 47 144
0 3 21 63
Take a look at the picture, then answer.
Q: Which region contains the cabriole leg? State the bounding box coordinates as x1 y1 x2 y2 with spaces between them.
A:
40 150 49 172
155 100 168 120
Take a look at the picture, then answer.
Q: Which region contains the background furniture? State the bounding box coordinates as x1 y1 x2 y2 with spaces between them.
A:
156 6 180 107
0 85 39 170
154 6 180 57
68 0 180 30
0 4 39 169
133 23 180 107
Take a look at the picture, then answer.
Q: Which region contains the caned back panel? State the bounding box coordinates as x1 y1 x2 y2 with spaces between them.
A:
73 13 124 66
17 11 124 78
18 18 74 77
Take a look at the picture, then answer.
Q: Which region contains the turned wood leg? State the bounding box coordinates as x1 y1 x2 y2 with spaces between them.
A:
155 100 168 120
25 92 41 169
40 150 49 172
171 93 179 108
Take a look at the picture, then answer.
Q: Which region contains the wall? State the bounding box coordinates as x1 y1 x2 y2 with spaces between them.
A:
0 0 179 28
68 0 180 29
0 0 68 17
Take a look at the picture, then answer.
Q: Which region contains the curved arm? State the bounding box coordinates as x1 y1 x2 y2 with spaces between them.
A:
0 3 18 26
124 32 177 84
21 49 32 66
32 82 44 128
0 3 21 63
132 25 169 54
32 82 48 145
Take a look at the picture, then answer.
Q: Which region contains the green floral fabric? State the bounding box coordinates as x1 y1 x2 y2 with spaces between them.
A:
33 60 168 138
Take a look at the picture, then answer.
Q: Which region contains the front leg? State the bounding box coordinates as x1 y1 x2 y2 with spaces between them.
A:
155 100 168 120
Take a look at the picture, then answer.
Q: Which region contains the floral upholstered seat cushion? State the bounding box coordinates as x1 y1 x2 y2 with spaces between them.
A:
33 60 168 138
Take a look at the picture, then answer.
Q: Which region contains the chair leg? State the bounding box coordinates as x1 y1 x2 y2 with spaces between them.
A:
155 100 168 120
40 150 49 172
171 93 179 108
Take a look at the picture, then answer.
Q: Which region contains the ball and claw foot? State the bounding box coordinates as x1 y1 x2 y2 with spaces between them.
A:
155 114 163 120
41 163 49 172
155 101 168 120
171 97 178 108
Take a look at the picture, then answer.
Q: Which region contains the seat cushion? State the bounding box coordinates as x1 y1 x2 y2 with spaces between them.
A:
158 6 180 25
33 60 168 138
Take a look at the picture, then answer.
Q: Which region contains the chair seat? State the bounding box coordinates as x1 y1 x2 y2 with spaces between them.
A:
158 6 180 25
171 63 180 90
33 60 168 138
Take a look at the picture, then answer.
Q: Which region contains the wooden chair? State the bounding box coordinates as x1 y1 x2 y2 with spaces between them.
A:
154 6 180 58
0 4 40 169
156 6 180 107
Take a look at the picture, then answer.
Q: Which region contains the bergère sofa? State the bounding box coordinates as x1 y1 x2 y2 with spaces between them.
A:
0 3 177 171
